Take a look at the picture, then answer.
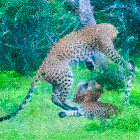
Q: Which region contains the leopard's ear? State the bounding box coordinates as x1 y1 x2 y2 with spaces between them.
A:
95 82 101 90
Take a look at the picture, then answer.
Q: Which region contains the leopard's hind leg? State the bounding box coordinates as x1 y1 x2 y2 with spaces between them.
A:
51 68 78 111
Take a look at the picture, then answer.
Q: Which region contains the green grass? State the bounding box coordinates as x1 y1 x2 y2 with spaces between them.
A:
0 60 140 140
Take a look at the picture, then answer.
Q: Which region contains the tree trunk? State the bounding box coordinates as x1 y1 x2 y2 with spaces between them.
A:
79 0 96 27
65 0 96 27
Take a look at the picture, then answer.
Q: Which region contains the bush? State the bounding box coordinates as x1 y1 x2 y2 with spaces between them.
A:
91 63 127 90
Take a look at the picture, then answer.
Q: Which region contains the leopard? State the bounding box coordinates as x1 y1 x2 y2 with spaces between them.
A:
0 23 135 122
59 80 120 119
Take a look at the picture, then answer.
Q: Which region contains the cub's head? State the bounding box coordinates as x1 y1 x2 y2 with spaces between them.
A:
73 81 88 103
73 81 104 103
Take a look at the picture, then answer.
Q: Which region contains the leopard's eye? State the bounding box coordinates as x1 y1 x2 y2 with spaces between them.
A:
83 83 88 89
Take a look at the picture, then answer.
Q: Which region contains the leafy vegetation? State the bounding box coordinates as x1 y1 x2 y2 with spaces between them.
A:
0 0 80 75
0 0 139 75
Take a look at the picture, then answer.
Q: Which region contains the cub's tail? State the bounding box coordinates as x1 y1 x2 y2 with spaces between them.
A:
0 75 39 122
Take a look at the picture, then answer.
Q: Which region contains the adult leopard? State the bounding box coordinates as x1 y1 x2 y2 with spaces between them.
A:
0 23 135 122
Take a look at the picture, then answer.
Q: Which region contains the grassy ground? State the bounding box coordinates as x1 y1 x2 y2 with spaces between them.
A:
0 59 140 140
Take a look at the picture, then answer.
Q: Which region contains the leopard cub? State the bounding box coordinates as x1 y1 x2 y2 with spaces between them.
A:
59 81 120 119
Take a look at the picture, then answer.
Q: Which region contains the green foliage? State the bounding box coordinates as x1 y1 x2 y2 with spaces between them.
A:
0 0 139 76
0 69 140 139
91 63 126 90
72 65 91 94
0 0 80 75
92 0 140 60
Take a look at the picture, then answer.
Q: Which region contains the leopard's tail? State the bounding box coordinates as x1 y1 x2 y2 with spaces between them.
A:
0 74 40 122
125 61 137 103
